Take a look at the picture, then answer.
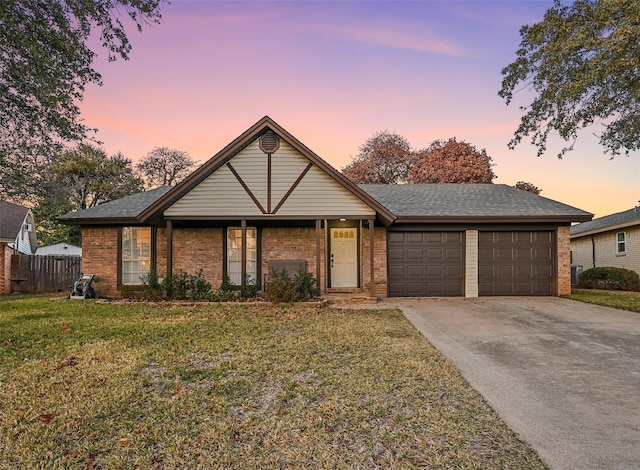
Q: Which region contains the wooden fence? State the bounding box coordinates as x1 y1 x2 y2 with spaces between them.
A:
10 254 82 294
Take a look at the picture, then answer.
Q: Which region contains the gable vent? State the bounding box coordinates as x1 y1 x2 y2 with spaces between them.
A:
259 132 280 154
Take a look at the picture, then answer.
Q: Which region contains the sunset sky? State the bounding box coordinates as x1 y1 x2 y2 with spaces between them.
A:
81 0 639 219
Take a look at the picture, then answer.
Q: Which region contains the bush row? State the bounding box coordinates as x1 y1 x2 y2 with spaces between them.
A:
139 268 319 302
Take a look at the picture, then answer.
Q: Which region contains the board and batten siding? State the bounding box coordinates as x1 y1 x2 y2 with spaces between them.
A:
165 140 375 218
465 229 478 297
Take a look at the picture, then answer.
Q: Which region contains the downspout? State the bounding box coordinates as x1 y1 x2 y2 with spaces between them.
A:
591 235 596 268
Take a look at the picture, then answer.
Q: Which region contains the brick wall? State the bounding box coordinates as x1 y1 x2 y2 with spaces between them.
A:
571 236 594 270
156 227 167 278
557 226 571 295
79 224 390 298
571 226 640 276
82 226 119 297
1 244 10 294
261 227 324 291
172 228 224 289
362 225 387 297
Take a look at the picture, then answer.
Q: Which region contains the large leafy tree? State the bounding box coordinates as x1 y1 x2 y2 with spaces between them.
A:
0 0 164 199
499 0 640 158
341 131 413 184
407 138 496 184
342 133 496 184
136 147 198 189
34 144 143 244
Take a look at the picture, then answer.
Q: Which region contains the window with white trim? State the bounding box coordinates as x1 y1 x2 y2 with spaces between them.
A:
227 227 257 285
617 232 626 254
122 227 152 285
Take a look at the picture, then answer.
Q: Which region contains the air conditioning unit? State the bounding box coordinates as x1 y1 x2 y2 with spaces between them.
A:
571 264 583 287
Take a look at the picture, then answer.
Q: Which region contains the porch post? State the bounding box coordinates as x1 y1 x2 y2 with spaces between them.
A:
369 218 375 298
316 219 322 296
241 220 247 289
166 219 173 278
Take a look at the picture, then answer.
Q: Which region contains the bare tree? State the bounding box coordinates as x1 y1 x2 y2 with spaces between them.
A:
136 147 198 189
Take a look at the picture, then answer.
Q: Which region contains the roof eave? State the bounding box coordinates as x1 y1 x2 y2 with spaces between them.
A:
393 214 593 224
57 216 142 226
571 219 640 238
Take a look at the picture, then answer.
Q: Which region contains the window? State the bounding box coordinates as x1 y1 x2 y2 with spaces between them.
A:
617 232 626 254
122 227 152 285
227 227 257 285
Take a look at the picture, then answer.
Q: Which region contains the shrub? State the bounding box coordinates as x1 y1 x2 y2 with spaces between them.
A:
579 267 640 292
213 274 238 301
219 274 235 293
140 271 164 301
240 274 260 299
148 270 213 300
265 268 319 303
190 270 213 300
294 267 319 301
265 268 297 303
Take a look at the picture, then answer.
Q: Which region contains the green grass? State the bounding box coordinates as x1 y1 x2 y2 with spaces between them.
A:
0 297 546 469
564 289 640 313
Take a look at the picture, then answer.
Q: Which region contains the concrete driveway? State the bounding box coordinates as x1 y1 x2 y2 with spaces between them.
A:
382 297 640 470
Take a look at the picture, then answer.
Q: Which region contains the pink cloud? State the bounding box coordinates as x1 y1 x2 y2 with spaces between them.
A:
317 22 463 56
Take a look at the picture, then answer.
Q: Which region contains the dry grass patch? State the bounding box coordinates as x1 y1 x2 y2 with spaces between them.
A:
0 297 545 468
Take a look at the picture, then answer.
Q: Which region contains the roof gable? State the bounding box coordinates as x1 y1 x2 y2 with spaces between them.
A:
0 200 30 240
143 116 394 223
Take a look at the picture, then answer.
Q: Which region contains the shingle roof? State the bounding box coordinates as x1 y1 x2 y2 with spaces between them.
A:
0 200 29 240
57 186 173 222
570 207 640 236
360 184 592 220
59 183 592 225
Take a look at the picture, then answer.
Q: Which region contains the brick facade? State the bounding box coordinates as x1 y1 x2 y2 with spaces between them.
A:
557 226 571 295
79 224 389 298
81 227 119 297
171 228 224 289
571 226 640 276
362 225 387 297
1 244 11 294
79 222 572 298
261 227 324 292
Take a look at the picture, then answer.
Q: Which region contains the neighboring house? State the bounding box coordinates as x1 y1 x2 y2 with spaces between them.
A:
58 116 592 298
35 242 82 257
570 205 640 276
0 200 37 294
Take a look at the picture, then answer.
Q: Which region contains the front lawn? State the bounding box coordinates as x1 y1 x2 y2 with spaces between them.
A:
0 297 545 468
565 289 640 313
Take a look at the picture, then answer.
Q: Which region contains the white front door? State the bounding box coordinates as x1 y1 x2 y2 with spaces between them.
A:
330 228 358 288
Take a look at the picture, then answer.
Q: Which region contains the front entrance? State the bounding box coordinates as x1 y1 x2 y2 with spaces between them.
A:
330 227 358 288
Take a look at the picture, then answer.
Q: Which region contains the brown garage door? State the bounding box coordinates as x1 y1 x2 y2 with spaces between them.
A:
388 231 464 297
478 231 554 296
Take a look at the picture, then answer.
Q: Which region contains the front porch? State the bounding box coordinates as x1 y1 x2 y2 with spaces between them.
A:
163 219 386 299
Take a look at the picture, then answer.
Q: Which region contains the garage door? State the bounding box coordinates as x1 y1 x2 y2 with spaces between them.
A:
388 231 464 297
478 231 553 296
